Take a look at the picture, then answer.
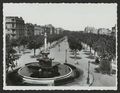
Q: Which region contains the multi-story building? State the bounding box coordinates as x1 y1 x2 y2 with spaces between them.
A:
34 24 44 36
84 26 97 34
111 24 116 37
97 28 111 35
55 28 64 34
5 16 25 39
45 24 55 35
25 23 34 37
84 26 114 36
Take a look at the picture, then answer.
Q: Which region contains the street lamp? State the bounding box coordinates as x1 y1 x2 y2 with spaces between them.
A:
87 61 90 84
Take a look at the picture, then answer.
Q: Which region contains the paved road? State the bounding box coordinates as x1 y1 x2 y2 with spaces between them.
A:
11 36 116 87
49 37 116 86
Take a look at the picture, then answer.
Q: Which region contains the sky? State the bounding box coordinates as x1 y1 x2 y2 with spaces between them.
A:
3 3 117 31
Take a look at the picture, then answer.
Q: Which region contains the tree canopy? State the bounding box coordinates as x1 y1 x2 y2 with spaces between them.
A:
68 35 82 51
66 31 116 61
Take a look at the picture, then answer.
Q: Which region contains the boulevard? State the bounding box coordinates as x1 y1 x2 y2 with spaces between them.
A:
9 36 116 86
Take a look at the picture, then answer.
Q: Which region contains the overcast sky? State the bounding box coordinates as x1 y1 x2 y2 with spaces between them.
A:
3 3 117 31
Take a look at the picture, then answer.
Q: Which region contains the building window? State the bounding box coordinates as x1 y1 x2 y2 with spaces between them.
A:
12 19 14 21
12 29 15 32
12 23 14 28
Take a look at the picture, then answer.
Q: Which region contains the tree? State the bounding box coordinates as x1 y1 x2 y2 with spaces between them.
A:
6 46 17 72
66 31 116 74
92 41 99 57
19 37 28 52
68 35 82 63
27 40 41 56
47 33 65 46
10 39 18 48
92 37 113 74
47 35 53 47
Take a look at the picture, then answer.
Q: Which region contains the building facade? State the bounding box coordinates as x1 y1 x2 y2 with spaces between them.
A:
5 16 25 39
34 24 44 36
84 26 115 36
45 24 55 35
55 28 64 34
111 24 116 37
84 26 97 34
25 23 34 37
97 28 111 35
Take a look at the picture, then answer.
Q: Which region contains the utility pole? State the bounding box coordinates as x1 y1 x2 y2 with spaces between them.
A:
87 61 90 84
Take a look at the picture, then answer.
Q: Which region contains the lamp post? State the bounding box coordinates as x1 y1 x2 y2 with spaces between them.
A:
87 61 90 84
65 49 67 63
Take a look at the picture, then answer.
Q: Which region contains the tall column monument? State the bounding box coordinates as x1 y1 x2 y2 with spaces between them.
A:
44 32 47 52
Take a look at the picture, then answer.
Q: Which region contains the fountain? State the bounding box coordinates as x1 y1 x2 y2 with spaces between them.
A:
18 32 78 86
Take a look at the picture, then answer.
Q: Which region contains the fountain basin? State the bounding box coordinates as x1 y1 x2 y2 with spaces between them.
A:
18 62 73 85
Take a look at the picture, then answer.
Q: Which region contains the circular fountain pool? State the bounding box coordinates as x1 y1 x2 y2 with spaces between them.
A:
15 33 79 86
18 62 73 85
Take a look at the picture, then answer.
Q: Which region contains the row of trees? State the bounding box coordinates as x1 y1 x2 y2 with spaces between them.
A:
77 32 116 61
6 33 65 56
6 33 65 72
6 35 19 72
67 31 116 74
47 33 65 46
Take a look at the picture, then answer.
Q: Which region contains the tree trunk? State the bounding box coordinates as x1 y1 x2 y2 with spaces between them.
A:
18 45 21 53
34 48 36 56
94 50 96 57
75 50 77 62
23 45 25 53
84 44 87 50
39 47 41 51
50 42 51 47
87 44 88 50
90 46 91 54
58 44 60 51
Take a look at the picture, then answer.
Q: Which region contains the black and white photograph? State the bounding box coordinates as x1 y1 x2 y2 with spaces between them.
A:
3 3 117 90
